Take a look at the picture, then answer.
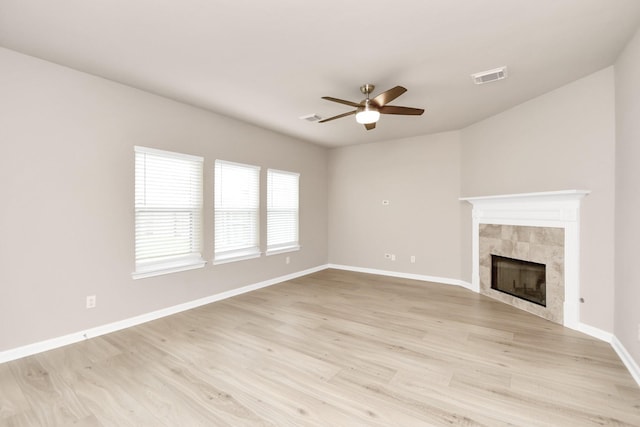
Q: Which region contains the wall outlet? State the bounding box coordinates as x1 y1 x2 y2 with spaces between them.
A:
391 254 396 261
86 295 96 309
285 256 290 264
410 255 416 263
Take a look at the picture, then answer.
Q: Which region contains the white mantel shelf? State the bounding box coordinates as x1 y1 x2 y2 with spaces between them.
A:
460 190 590 225
460 189 590 203
460 189 590 332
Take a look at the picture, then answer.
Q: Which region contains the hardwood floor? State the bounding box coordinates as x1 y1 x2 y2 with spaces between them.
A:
1 269 639 426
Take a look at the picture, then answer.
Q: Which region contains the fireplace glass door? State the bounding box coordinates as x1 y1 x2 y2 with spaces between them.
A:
491 255 546 306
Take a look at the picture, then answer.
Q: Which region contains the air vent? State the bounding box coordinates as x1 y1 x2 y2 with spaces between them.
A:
471 66 507 85
299 113 322 122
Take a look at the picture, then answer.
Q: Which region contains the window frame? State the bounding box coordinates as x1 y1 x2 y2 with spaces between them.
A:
266 168 300 256
133 146 205 279
214 159 261 265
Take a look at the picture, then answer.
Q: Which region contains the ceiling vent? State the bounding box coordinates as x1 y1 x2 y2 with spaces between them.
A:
471 66 507 85
299 113 322 122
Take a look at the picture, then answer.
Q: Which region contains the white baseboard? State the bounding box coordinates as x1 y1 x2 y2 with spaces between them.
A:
611 336 640 387
327 264 474 291
0 264 328 364
571 322 613 343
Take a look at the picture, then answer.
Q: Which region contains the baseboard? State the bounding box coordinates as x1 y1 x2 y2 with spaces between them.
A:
571 321 613 343
327 264 474 291
0 264 329 364
611 336 640 387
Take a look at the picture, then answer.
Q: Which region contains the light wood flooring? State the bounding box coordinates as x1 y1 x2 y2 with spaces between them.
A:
1 269 639 426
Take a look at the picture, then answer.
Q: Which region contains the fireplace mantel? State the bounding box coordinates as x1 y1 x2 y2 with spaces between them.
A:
460 190 590 224
460 190 590 330
461 189 590 203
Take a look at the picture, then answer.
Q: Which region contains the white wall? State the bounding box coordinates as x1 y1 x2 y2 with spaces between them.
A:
328 132 462 281
0 47 328 351
615 27 640 365
460 67 617 332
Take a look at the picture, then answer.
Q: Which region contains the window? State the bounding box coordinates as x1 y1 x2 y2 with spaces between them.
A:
214 160 261 264
267 169 300 254
133 146 205 279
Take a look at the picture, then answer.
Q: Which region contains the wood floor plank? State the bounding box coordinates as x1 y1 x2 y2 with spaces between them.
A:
63 357 169 426
0 364 30 421
7 357 92 426
1 269 639 426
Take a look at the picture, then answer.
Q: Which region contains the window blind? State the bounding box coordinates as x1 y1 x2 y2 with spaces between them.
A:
214 160 261 263
267 169 299 253
134 146 204 278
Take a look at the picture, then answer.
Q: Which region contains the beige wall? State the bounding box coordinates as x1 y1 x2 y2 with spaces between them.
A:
460 67 617 332
328 132 462 281
0 47 328 351
615 28 640 364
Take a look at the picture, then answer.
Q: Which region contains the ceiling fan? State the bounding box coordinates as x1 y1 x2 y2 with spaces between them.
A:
319 84 424 130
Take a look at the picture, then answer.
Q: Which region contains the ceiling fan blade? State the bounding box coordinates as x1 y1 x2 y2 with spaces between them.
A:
318 110 356 123
321 96 361 108
364 122 376 131
379 105 425 116
371 86 407 107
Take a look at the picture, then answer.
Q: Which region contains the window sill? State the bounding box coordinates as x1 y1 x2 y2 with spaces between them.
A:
266 245 301 256
132 258 206 280
213 251 261 265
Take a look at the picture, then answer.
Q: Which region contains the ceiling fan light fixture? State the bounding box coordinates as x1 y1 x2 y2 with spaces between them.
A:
320 84 422 130
355 103 380 124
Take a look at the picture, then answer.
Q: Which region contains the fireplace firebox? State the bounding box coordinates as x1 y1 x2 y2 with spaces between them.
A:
491 255 546 307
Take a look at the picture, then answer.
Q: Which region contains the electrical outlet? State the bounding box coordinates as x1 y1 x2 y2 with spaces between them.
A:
410 255 416 263
391 254 396 261
86 295 96 309
285 256 290 264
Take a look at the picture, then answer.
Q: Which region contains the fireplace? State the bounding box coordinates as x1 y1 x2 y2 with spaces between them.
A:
460 190 589 329
491 255 546 306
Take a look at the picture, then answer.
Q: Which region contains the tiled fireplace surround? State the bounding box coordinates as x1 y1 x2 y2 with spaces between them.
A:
479 224 564 323
461 190 589 330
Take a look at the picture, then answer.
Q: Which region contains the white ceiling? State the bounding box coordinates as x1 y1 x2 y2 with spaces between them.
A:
1 0 639 147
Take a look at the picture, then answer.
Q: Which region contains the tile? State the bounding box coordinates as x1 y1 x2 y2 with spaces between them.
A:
478 224 566 325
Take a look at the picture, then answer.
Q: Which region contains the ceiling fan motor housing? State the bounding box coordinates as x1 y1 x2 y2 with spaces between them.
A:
360 84 375 95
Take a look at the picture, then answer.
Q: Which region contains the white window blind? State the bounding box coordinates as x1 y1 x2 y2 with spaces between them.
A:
267 169 300 254
134 146 204 278
214 160 261 263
